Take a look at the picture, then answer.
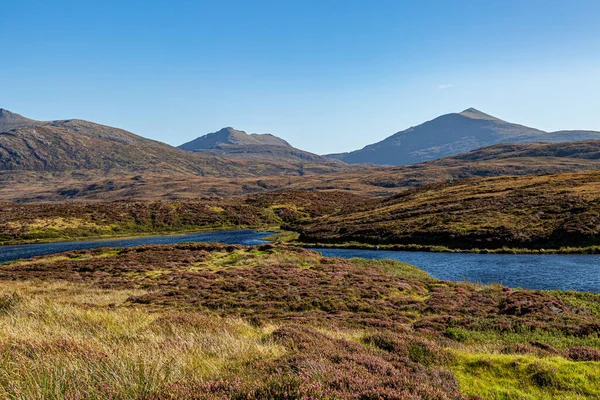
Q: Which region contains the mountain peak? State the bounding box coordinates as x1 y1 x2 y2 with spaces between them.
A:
0 108 39 132
219 126 240 133
178 127 291 152
458 108 501 121
0 108 24 119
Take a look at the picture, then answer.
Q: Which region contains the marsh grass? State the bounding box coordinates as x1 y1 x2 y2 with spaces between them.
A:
0 281 283 399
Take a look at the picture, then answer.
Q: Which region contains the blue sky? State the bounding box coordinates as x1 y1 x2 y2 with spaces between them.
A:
2 0 600 154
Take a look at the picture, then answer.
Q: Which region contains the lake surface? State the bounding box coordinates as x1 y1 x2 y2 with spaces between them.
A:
1 230 599 292
0 230 273 264
314 248 600 293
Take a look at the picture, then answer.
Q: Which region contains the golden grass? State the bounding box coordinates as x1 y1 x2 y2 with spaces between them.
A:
0 281 284 399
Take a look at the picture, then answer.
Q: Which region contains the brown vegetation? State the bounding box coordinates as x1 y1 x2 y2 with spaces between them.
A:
295 170 600 250
0 244 599 399
0 190 368 244
4 141 600 203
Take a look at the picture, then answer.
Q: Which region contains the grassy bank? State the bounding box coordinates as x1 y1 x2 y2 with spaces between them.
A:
0 244 599 399
0 191 365 246
295 171 600 251
295 240 600 254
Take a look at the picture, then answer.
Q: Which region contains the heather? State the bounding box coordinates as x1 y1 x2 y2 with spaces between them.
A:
0 244 598 398
0 190 365 245
295 171 600 250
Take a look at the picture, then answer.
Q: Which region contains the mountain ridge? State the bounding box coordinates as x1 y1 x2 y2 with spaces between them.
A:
0 109 350 178
179 127 292 150
179 126 338 164
0 108 41 132
327 108 600 165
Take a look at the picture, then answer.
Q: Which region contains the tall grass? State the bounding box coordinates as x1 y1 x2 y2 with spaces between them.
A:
0 282 282 399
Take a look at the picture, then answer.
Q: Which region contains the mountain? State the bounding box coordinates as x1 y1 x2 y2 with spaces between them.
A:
179 127 337 163
0 110 350 179
328 108 600 165
319 140 600 194
7 139 600 203
0 116 242 176
0 109 40 132
179 127 291 150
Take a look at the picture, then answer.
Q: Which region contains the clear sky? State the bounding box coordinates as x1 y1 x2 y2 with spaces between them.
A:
2 0 600 154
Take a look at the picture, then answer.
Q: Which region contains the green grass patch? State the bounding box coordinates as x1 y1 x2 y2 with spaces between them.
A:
452 352 600 399
350 257 431 280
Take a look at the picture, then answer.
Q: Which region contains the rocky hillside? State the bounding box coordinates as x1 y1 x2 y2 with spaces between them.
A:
329 108 600 165
0 109 40 132
0 110 351 178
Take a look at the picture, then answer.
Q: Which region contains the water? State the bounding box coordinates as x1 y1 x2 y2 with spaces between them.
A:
0 230 272 264
1 230 599 292
314 248 600 293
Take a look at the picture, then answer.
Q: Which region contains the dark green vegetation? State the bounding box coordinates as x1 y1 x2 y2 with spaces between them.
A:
294 170 600 251
328 108 600 165
0 244 598 399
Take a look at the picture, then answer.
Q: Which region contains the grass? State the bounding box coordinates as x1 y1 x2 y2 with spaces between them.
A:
295 171 600 251
0 191 366 246
7 176 600 253
0 281 283 399
0 244 599 398
297 241 600 254
452 353 600 399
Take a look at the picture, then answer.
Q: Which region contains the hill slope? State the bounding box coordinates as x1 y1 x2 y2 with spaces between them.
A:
0 109 41 132
179 127 335 163
0 119 254 176
294 170 600 250
329 108 600 165
0 110 353 180
5 139 600 202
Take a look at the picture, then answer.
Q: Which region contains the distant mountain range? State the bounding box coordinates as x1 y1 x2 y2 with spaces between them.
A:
178 127 335 163
326 108 600 165
4 106 600 202
0 109 347 178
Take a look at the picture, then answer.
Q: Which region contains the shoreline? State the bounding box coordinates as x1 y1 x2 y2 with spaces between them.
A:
0 225 279 247
292 241 600 255
3 227 600 255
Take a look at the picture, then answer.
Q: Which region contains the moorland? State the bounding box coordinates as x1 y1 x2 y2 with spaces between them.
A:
0 243 599 399
3 107 600 399
5 171 600 253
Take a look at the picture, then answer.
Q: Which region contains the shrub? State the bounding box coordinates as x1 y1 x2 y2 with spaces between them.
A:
566 346 600 362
